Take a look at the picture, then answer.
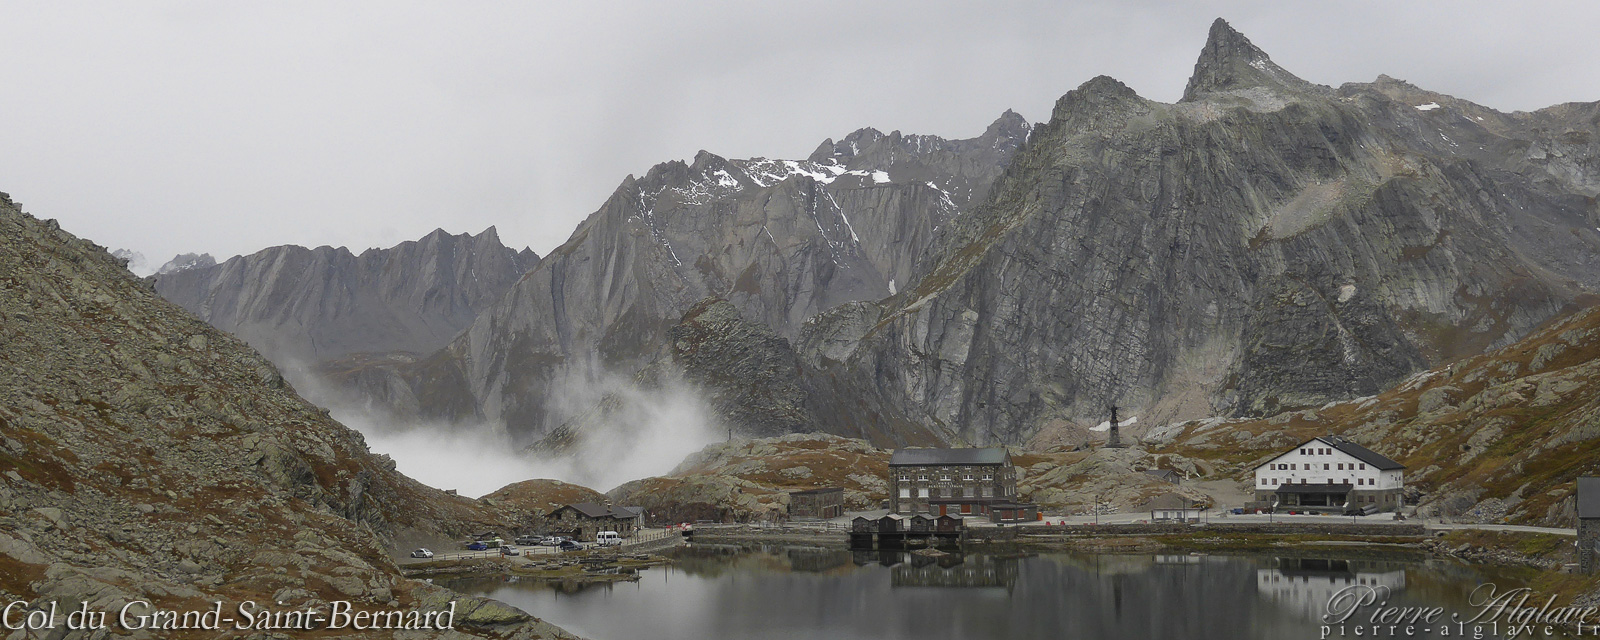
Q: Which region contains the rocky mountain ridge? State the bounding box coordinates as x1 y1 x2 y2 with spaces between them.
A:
344 115 1031 442
796 18 1600 446
153 227 538 365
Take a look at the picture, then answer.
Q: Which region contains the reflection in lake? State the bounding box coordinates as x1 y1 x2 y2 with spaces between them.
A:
441 545 1559 640
1257 558 1408 622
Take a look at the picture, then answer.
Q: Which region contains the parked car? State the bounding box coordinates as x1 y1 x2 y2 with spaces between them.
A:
410 548 434 559
514 535 541 546
557 540 582 552
596 531 621 547
465 541 489 551
499 545 520 556
540 536 567 546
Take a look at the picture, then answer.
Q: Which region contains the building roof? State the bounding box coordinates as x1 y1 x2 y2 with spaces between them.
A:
611 505 645 518
1143 493 1194 510
1144 469 1181 482
790 487 844 496
555 502 627 519
890 447 1009 466
1275 483 1355 495
1252 436 1405 471
1320 436 1405 470
1579 477 1600 519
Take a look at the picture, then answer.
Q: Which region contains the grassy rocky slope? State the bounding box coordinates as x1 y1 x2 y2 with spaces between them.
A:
1146 300 1600 527
605 433 1214 521
0 194 576 639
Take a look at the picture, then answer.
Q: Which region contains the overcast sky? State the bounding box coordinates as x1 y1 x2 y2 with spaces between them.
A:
3 1 1597 268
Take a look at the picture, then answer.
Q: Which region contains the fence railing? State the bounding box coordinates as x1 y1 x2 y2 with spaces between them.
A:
689 522 849 534
618 528 681 549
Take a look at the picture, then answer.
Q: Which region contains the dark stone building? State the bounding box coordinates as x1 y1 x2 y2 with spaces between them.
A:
1144 469 1181 484
788 487 844 520
546 503 642 541
889 447 1017 516
1580 477 1598 574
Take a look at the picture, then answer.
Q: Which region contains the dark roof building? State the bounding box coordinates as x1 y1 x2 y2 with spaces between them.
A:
889 447 1017 516
546 503 645 541
1252 436 1405 514
1144 469 1181 484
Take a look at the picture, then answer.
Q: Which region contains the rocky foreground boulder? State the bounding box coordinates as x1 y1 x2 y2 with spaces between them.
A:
0 194 576 639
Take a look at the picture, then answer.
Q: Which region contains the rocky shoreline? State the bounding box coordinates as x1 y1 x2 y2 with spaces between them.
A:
404 552 675 586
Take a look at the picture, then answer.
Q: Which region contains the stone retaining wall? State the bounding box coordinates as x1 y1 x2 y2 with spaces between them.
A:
967 522 1425 540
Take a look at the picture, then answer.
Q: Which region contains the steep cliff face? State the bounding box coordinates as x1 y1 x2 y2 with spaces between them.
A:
372 117 1029 440
153 227 538 364
804 19 1600 445
0 194 573 638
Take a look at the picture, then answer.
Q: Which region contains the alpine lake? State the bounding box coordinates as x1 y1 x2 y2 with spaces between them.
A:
440 542 1592 640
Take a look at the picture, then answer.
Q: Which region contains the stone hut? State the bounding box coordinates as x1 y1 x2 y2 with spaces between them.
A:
788 487 845 520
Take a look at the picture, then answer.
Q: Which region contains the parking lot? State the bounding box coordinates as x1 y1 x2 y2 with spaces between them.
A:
398 528 683 564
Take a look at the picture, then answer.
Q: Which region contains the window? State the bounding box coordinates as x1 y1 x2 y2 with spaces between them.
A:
1290 464 1297 470
918 475 928 481
982 474 993 481
899 475 910 482
964 487 974 498
982 487 992 497
1324 464 1330 470
1261 479 1268 486
1359 464 1366 470
940 475 951 482
900 488 911 498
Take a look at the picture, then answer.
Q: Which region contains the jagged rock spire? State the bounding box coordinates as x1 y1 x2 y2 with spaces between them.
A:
1181 18 1315 102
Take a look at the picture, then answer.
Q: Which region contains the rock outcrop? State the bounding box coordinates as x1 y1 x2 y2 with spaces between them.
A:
0 194 573 638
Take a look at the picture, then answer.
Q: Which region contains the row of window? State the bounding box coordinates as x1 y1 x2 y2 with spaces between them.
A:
898 486 1013 498
899 474 994 482
1261 478 1379 486
1301 447 1337 456
1269 462 1367 471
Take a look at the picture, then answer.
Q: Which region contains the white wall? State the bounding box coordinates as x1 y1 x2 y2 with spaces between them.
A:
1253 442 1402 490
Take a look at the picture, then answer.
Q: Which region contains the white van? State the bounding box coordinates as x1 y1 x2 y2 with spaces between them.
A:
596 531 622 547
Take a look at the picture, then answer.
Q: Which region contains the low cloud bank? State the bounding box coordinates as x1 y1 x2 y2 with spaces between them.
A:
289 364 722 497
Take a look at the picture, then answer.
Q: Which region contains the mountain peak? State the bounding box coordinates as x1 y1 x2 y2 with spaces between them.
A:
984 109 1031 141
1180 18 1314 102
